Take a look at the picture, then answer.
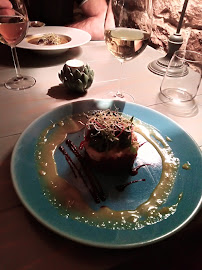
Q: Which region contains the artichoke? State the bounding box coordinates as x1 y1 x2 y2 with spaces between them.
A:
59 63 94 94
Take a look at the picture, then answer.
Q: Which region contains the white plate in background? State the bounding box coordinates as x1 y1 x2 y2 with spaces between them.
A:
17 26 91 55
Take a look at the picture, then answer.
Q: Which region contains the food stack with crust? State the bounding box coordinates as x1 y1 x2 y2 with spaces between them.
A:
83 110 139 171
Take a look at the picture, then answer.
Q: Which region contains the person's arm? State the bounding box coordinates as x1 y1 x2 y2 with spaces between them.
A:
68 0 107 40
0 0 13 15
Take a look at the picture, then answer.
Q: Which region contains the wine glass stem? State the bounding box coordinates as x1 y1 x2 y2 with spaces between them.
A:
116 61 124 98
11 47 23 79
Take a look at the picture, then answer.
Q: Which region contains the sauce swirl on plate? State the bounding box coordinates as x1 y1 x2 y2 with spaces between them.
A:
35 112 182 230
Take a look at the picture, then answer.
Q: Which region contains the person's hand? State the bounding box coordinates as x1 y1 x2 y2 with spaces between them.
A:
0 0 13 15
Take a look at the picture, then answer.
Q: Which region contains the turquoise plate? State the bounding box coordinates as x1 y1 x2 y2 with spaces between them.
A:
11 99 202 248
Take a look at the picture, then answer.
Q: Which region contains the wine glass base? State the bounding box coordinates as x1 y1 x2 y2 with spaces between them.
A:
5 75 36 90
105 91 134 102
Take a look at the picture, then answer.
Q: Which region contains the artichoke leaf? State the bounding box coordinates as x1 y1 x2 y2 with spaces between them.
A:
74 69 82 79
84 66 89 74
77 79 84 90
81 73 89 86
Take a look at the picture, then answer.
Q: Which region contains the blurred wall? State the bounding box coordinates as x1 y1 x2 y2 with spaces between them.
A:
150 0 201 53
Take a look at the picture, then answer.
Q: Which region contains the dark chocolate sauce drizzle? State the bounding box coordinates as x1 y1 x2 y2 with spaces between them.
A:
59 146 77 178
66 139 106 202
116 179 146 192
60 138 150 201
130 164 151 176
79 140 85 150
139 141 147 148
116 163 150 191
59 140 106 204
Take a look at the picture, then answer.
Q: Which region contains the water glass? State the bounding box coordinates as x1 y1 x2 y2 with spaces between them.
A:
160 50 202 102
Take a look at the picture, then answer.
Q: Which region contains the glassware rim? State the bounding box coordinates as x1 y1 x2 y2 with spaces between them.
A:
174 50 202 63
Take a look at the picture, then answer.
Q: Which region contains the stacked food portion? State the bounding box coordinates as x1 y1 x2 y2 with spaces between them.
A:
82 110 139 171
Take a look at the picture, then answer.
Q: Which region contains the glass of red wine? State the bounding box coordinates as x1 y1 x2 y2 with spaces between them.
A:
104 0 153 101
0 0 36 90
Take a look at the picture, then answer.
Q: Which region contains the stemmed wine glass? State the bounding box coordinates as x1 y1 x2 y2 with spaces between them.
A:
104 0 153 101
0 0 36 90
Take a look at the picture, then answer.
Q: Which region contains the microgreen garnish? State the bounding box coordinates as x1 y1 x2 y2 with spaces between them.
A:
84 110 138 152
86 109 134 141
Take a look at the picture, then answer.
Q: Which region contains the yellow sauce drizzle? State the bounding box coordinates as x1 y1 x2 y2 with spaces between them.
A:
166 136 173 142
35 114 182 230
182 162 191 170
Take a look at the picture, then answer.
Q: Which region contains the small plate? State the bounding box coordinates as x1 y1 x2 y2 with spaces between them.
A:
17 26 91 55
11 99 202 248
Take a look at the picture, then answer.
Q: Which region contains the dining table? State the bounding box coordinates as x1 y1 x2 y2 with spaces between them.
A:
0 38 201 270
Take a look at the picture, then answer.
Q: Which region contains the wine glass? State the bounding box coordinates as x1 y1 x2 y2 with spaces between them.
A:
0 0 36 90
104 0 153 101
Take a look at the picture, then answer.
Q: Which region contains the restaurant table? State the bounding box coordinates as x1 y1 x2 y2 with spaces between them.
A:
0 40 201 270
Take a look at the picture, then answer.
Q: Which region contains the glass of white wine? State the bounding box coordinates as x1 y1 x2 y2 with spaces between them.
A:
104 0 153 101
0 0 36 90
